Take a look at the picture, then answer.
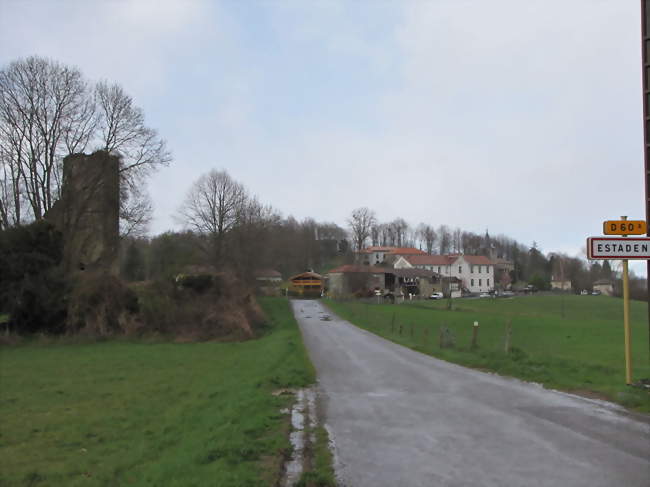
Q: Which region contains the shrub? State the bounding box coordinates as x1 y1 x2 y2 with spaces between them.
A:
0 221 65 333
136 272 266 341
66 272 141 336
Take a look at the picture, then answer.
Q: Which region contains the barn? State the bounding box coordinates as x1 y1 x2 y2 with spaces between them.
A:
288 271 324 297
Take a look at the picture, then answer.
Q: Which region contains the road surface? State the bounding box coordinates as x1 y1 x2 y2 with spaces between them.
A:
291 299 650 487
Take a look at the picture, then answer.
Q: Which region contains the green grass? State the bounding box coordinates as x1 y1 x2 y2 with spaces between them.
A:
0 297 316 487
296 426 336 487
0 313 8 325
325 295 650 413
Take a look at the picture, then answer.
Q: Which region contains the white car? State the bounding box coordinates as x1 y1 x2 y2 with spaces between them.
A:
429 292 444 300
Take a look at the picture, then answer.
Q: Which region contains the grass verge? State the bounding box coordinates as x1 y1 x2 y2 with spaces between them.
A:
297 426 336 487
325 295 650 413
0 297 316 486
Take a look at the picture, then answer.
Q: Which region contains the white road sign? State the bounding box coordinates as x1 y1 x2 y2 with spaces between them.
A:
587 237 650 259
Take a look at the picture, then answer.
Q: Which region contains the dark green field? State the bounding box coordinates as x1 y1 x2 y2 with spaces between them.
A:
326 295 650 413
0 298 319 487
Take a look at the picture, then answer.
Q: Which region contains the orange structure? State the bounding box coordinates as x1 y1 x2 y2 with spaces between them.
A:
288 271 323 297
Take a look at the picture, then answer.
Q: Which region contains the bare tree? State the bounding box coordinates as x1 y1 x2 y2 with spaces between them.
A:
95 81 171 235
348 207 376 251
370 223 380 246
0 57 170 235
451 228 462 253
417 223 437 254
177 169 248 265
388 218 409 247
0 56 95 222
438 225 451 254
118 180 153 238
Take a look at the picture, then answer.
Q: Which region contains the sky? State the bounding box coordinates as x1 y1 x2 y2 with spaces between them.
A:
1 0 646 274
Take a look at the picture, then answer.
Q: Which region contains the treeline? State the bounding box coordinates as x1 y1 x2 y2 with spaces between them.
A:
119 221 348 284
115 174 647 300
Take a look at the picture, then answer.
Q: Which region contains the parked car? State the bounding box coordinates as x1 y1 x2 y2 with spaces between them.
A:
580 290 588 295
500 290 515 297
591 290 601 296
479 292 491 298
429 292 444 300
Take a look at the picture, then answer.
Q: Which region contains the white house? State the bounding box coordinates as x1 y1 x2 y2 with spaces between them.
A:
394 254 495 294
550 277 572 291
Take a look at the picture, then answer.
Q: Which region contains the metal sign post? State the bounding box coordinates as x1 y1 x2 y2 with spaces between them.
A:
621 216 633 385
586 217 650 384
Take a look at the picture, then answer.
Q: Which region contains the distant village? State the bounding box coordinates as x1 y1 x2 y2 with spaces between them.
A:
256 239 617 300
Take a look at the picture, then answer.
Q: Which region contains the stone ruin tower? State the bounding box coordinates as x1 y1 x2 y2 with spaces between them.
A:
48 151 120 275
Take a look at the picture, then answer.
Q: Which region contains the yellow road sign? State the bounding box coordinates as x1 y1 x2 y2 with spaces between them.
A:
602 220 647 235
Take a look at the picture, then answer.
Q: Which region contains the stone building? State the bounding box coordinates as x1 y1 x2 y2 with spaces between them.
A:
46 151 120 276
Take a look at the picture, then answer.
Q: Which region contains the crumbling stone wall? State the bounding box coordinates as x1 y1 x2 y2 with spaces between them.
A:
47 151 120 276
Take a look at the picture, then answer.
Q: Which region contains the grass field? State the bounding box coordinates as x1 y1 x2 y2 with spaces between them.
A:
0 313 8 324
0 297 323 487
325 295 650 413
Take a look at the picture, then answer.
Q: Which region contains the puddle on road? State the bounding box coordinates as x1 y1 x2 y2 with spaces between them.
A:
282 387 318 487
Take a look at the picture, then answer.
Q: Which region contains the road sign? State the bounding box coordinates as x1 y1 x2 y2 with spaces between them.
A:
602 220 647 235
587 237 650 259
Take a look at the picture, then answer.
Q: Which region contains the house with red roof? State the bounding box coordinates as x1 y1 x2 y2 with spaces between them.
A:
356 246 427 267
394 254 495 294
326 264 443 298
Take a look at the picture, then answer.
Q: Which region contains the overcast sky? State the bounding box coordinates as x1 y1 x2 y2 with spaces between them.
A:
1 0 646 274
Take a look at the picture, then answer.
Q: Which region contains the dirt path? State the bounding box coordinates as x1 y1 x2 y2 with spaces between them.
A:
292 299 650 487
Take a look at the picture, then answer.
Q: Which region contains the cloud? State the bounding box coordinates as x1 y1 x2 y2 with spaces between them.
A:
1 0 645 276
0 0 216 97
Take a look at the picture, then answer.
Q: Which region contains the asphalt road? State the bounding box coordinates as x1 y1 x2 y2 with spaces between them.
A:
291 299 650 487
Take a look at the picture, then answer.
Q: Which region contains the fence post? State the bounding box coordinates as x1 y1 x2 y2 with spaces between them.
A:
399 324 403 335
504 319 512 353
471 321 479 350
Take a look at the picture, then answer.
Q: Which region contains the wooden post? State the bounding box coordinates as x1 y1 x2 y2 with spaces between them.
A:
399 324 403 335
640 0 650 365
471 321 479 350
504 319 512 353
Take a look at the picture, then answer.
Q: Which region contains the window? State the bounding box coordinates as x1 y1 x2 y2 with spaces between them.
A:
471 265 474 274
458 265 462 274
487 279 490 287
479 279 482 286
471 279 474 286
438 266 441 273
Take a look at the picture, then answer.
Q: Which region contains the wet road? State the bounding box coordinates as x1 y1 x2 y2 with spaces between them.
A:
291 299 650 487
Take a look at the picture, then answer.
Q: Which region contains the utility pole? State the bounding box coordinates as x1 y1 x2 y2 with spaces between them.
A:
642 1 650 360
